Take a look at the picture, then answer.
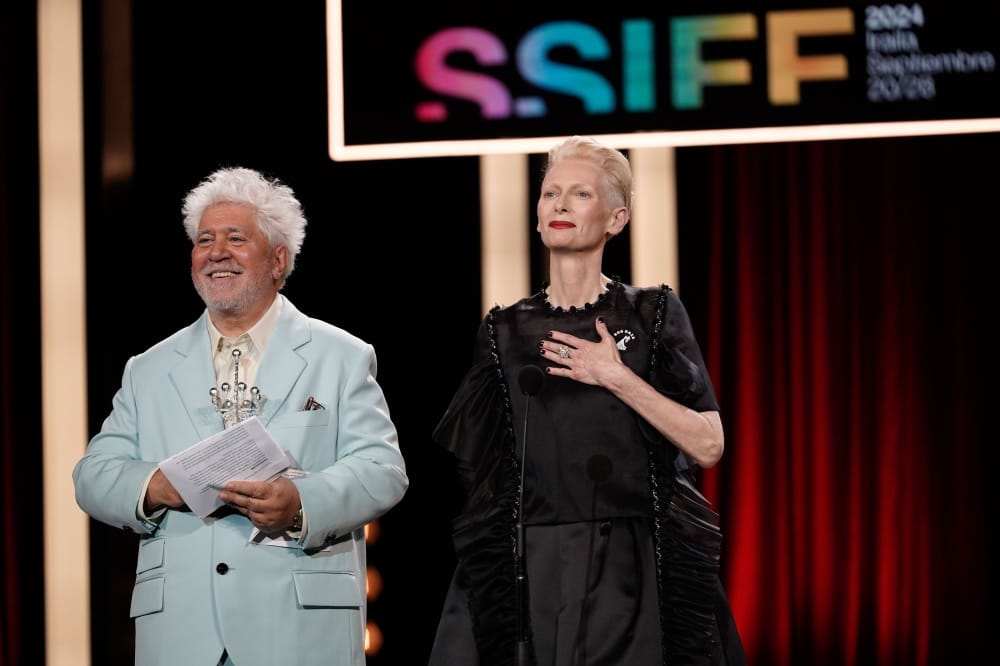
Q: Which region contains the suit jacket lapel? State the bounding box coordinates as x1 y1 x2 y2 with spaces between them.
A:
255 297 309 426
165 299 310 434
169 312 225 441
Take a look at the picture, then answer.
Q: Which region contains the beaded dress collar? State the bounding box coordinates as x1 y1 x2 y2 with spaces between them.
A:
535 277 622 314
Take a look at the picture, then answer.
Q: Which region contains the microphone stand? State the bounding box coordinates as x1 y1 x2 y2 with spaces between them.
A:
574 454 612 665
515 391 530 666
514 366 543 666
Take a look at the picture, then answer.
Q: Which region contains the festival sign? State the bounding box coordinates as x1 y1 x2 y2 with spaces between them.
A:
327 2 1000 160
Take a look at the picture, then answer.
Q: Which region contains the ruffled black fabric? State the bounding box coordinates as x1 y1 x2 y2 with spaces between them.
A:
635 285 723 665
660 471 724 664
433 310 525 664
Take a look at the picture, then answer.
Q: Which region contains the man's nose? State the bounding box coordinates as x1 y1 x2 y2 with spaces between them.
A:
207 238 230 258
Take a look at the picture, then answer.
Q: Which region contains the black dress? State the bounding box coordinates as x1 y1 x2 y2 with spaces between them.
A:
430 282 745 666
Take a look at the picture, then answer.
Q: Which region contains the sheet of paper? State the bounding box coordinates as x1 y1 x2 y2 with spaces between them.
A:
159 416 289 518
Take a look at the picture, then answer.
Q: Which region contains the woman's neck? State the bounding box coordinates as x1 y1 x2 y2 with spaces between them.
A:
545 267 612 309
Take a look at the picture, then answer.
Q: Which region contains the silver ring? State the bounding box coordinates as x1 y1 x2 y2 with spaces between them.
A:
557 346 570 359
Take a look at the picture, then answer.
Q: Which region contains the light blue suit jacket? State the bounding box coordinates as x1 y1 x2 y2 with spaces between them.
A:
73 296 409 665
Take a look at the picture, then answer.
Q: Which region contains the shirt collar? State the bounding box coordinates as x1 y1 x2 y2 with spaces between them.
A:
206 294 284 354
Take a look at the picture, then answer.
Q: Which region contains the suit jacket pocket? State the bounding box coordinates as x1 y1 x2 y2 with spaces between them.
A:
271 409 331 428
136 537 165 574
292 571 362 608
130 576 164 618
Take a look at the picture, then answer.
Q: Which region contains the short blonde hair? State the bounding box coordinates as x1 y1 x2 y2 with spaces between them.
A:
544 135 633 214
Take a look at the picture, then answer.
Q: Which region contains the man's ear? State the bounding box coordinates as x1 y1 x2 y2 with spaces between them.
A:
272 245 289 280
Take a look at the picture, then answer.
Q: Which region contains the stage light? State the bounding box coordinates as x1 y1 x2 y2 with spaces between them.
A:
365 621 384 656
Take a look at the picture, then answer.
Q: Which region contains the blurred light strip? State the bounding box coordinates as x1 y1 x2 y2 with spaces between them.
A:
630 147 679 292
38 0 91 664
480 154 530 315
330 118 1000 162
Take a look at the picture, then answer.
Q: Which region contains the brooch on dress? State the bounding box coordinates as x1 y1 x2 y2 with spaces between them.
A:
614 329 636 351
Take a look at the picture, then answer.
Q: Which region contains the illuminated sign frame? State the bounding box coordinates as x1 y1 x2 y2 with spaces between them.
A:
327 1 1000 160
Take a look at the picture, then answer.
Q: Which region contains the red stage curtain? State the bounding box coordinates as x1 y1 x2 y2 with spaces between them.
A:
679 135 992 665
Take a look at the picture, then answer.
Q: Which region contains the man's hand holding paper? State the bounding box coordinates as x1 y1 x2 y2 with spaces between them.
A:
219 475 301 535
157 415 290 518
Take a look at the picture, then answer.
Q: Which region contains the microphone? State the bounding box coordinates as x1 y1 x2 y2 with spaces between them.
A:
586 453 612 484
515 365 544 665
518 364 545 397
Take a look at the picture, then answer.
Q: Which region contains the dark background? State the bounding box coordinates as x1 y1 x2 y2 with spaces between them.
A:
2 2 996 665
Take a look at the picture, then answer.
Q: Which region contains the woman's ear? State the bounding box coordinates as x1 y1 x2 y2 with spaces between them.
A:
608 207 629 237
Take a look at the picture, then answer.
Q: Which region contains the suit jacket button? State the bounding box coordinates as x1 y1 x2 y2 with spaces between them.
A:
216 563 229 575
